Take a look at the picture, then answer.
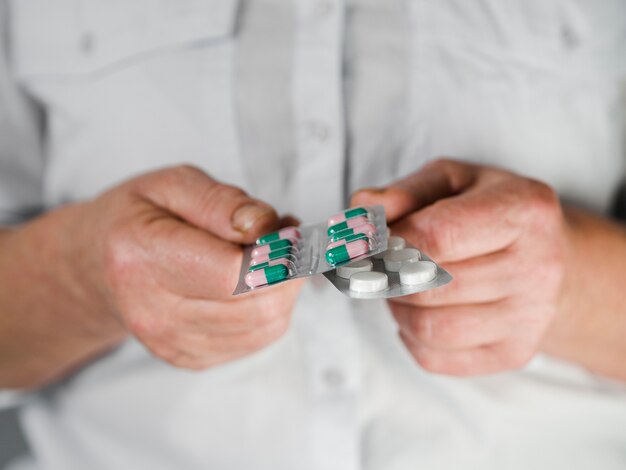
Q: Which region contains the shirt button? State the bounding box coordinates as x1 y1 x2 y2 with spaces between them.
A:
561 24 580 50
322 367 345 390
304 121 331 143
80 32 95 55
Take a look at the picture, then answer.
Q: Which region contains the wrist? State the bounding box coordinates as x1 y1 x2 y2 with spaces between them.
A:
13 201 128 344
56 201 127 338
540 207 583 356
541 206 626 380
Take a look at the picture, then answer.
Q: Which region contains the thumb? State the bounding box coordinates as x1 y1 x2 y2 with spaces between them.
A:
132 165 280 244
350 159 477 223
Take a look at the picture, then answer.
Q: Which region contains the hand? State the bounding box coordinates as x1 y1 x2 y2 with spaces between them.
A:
352 159 568 376
72 165 303 370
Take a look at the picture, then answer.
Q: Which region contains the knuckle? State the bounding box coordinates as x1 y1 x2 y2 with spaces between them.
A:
411 286 440 306
171 163 205 180
408 310 463 347
254 309 280 328
204 183 246 205
406 311 430 341
198 183 247 218
427 313 465 347
412 212 445 256
413 349 443 374
424 157 455 172
256 316 291 348
502 344 535 370
147 164 206 191
146 342 181 365
102 226 140 288
238 315 291 353
254 296 289 326
269 315 292 339
523 179 560 218
126 312 170 341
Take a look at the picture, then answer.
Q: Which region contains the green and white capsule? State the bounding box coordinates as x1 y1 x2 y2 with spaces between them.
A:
251 239 293 258
248 258 293 272
330 222 377 242
326 238 370 265
326 232 369 250
249 247 294 266
327 216 369 237
256 227 300 245
245 264 289 288
327 207 369 226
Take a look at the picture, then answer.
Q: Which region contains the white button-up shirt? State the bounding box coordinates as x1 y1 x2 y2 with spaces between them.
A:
1 1 626 469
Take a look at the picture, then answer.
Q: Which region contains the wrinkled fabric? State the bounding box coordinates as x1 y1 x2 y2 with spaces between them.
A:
1 1 626 469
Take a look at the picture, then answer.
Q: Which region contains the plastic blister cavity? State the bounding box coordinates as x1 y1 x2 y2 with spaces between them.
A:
323 237 452 300
233 206 389 294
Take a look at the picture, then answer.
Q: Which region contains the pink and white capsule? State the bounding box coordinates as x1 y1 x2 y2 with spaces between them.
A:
245 270 267 288
251 240 297 258
341 216 369 230
345 239 370 259
332 223 378 240
249 258 292 270
327 236 371 250
256 227 300 245
327 207 369 226
249 252 294 266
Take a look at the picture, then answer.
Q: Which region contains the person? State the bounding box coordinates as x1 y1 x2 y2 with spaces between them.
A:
1 1 625 469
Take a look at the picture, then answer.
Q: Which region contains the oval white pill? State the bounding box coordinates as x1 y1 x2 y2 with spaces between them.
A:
383 248 421 272
336 258 373 279
373 235 406 259
349 271 389 293
399 261 437 285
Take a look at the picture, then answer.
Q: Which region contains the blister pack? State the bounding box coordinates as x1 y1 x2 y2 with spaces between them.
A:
232 206 389 295
323 235 453 299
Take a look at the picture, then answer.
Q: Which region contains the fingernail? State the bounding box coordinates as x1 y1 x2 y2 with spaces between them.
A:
232 204 275 233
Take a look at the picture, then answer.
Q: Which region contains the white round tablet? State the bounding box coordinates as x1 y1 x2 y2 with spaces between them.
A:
373 236 406 259
399 261 437 285
383 248 421 272
336 258 373 279
349 271 389 293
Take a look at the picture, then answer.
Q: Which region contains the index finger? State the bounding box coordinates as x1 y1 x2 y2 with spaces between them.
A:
147 216 246 300
350 159 478 223
391 186 523 263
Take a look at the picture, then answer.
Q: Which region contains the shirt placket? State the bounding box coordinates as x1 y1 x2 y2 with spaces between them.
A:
292 0 346 222
293 2 360 470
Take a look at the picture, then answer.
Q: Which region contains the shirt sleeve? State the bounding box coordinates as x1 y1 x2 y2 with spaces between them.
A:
0 0 45 226
0 0 45 406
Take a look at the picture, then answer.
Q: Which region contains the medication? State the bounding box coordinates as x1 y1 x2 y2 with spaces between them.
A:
249 247 294 265
327 207 368 226
349 271 388 293
326 239 369 265
373 235 406 259
330 223 377 242
236 205 451 299
256 227 300 245
251 239 293 258
383 248 421 272
233 206 388 294
324 240 451 300
327 216 369 237
326 232 369 250
399 261 438 285
248 258 293 272
336 258 373 279
245 264 289 288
